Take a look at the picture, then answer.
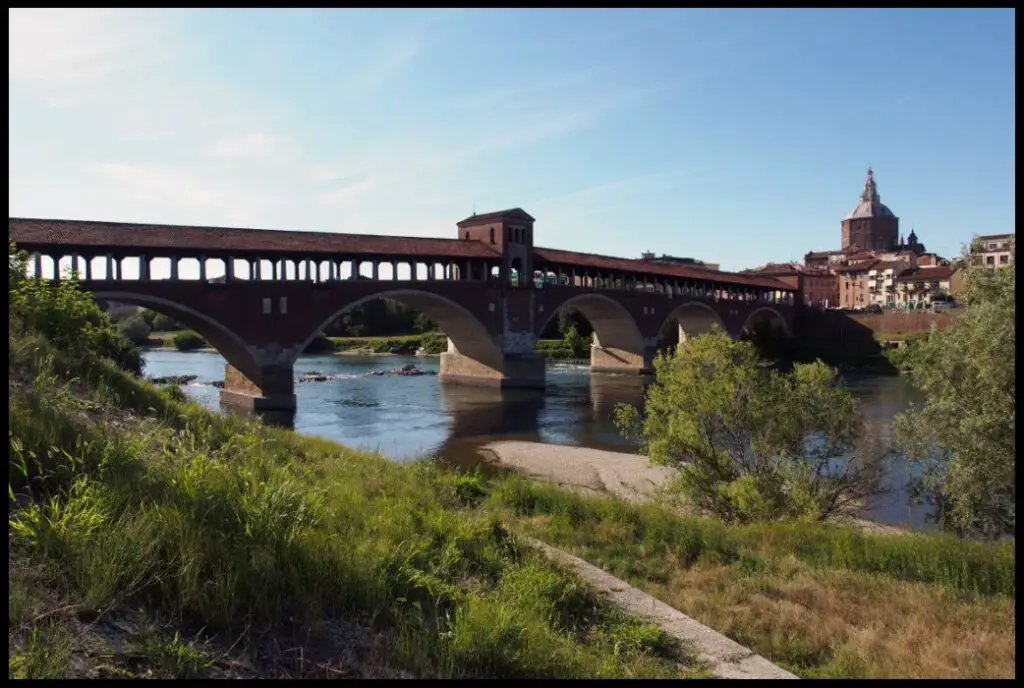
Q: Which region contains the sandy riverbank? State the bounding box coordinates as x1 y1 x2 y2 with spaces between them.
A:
480 440 907 536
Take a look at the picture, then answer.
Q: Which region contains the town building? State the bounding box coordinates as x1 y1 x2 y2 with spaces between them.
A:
833 259 878 309
866 258 916 308
972 233 1015 271
742 262 838 307
894 265 963 309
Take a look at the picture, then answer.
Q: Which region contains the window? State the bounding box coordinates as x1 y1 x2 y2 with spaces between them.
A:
986 255 995 265
1000 254 1009 264
489 227 495 244
464 231 469 240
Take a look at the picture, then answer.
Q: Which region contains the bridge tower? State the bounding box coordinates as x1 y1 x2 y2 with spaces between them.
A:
448 208 545 388
456 207 535 284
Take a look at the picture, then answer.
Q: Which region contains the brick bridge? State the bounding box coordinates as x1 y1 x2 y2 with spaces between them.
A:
10 208 797 413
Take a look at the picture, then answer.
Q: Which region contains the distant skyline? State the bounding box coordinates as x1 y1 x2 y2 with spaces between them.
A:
9 8 1016 273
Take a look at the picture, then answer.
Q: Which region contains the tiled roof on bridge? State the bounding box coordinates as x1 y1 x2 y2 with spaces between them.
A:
8 218 503 260
457 207 535 226
532 246 795 291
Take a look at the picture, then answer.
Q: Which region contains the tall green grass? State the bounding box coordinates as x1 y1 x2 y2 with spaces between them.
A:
8 332 699 679
483 476 1015 599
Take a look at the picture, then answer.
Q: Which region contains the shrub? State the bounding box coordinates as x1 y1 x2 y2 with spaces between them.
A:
118 315 152 345
8 245 143 376
421 332 448 355
615 331 889 524
303 332 336 354
171 331 206 352
151 313 181 332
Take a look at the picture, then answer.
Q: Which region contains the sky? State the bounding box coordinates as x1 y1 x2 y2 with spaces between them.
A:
8 8 1016 275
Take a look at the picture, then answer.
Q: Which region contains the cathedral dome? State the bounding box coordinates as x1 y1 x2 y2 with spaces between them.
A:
844 168 896 220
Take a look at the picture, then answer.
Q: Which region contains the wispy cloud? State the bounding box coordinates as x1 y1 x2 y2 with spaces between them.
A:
202 130 297 161
94 163 225 209
319 178 378 206
9 9 179 103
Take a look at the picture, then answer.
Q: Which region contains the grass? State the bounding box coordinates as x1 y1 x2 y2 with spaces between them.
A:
475 476 1015 679
8 323 700 679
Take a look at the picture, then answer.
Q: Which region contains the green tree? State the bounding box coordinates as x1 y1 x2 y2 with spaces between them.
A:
893 239 1015 539
171 331 206 351
151 312 181 331
615 331 888 523
561 324 590 358
8 244 143 375
118 314 152 345
413 311 436 333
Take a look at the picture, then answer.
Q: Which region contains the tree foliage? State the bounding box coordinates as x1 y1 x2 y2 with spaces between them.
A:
118 314 152 345
893 239 1015 539
9 244 144 375
615 331 888 523
171 330 207 352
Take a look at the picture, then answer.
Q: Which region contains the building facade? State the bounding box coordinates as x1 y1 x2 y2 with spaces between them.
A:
972 233 1014 271
866 258 915 308
894 265 963 309
834 259 878 309
743 262 838 307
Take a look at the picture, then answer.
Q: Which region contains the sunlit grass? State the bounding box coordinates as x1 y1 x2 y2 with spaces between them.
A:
8 327 699 679
479 475 1014 678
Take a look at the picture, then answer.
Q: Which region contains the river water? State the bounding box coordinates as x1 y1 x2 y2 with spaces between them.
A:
143 350 932 530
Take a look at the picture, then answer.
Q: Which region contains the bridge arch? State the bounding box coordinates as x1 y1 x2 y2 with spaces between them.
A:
538 292 645 355
741 306 792 338
659 301 727 343
90 291 264 381
299 289 504 370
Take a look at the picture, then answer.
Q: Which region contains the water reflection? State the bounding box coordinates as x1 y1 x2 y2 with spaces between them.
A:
145 350 939 530
589 374 648 419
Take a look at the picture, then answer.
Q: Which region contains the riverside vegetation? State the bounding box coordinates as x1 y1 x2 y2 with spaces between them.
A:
8 246 702 679
9 245 1014 679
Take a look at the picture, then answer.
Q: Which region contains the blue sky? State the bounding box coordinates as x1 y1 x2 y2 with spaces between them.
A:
9 8 1016 273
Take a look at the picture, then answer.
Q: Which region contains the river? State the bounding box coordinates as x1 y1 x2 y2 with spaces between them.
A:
143 350 932 530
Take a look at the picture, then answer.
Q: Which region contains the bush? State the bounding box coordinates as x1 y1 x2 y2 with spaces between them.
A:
171 331 206 352
151 313 181 332
9 245 143 376
420 332 448 355
615 331 889 523
561 325 590 358
118 315 152 346
303 332 336 354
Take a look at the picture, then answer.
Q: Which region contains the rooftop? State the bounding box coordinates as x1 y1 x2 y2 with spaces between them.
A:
9 217 504 260
532 246 794 290
896 265 959 282
833 259 879 273
456 207 536 226
9 216 795 291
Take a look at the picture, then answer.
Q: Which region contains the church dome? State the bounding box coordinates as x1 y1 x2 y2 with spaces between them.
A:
844 168 896 220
